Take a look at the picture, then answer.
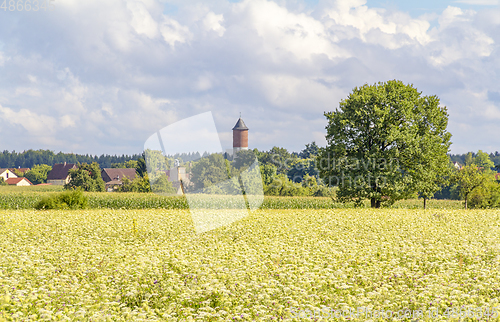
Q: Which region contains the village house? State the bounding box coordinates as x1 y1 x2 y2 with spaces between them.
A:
6 177 32 186
46 163 77 185
0 168 17 181
101 168 137 191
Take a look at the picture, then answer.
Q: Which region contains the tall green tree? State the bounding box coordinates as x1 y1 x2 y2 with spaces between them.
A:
318 80 452 208
65 162 105 192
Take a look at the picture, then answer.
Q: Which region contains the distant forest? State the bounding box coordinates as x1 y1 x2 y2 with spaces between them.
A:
1 149 499 170
0 150 141 169
0 150 213 169
449 151 500 167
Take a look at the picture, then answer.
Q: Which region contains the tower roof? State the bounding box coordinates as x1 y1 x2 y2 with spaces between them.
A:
232 118 248 130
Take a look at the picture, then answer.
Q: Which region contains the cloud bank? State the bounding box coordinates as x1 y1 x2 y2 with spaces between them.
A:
0 0 499 154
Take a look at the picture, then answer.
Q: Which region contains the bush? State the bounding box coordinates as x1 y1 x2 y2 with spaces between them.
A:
0 178 6 186
313 185 336 197
468 178 500 209
35 189 88 210
115 176 152 193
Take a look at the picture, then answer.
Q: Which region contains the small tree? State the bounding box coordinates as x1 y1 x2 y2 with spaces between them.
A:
453 164 485 209
190 154 232 191
473 150 494 170
233 150 257 170
65 162 105 192
136 154 148 178
117 175 152 193
468 173 500 209
150 173 176 194
260 164 277 187
299 142 320 159
25 164 52 185
464 152 474 166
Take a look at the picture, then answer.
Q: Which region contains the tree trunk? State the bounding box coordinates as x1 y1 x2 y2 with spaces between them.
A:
423 197 427 210
371 198 381 208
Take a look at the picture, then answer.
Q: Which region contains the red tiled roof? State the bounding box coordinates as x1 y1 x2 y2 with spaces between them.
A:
6 177 32 185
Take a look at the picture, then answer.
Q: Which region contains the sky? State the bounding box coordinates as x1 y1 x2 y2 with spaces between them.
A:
0 0 499 155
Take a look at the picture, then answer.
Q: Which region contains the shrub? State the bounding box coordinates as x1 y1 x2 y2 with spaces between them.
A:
469 177 500 209
116 176 152 193
35 189 88 210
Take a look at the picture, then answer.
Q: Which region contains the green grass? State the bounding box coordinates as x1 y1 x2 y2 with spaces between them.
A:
0 189 464 210
0 185 64 193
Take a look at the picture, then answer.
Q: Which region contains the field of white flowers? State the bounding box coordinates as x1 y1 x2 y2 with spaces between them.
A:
1 208 500 321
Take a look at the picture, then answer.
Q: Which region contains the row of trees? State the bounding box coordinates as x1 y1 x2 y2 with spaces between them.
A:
0 150 141 169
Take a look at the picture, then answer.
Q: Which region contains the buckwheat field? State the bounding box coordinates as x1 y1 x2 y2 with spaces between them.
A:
1 209 500 321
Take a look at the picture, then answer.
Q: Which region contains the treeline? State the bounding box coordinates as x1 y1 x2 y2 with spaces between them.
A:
0 150 141 169
449 151 500 169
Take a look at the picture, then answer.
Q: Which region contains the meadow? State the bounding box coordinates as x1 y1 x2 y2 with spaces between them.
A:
1 208 500 321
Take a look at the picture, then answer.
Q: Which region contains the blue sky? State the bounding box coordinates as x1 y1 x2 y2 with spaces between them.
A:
1 0 499 155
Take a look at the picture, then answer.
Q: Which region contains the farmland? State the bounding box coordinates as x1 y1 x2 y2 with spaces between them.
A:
1 208 500 321
0 186 463 210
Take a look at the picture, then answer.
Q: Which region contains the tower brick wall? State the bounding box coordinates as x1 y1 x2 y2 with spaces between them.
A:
233 129 248 149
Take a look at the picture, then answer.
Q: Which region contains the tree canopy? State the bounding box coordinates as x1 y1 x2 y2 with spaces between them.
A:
318 80 452 208
65 162 105 192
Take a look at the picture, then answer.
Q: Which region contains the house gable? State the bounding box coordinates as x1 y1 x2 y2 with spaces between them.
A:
0 169 18 181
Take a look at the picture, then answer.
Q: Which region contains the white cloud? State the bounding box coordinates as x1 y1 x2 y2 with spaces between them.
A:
160 16 192 47
60 115 77 128
427 6 494 66
233 0 348 60
0 0 499 154
438 6 472 27
127 1 160 39
0 105 57 136
203 12 226 36
323 0 432 48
